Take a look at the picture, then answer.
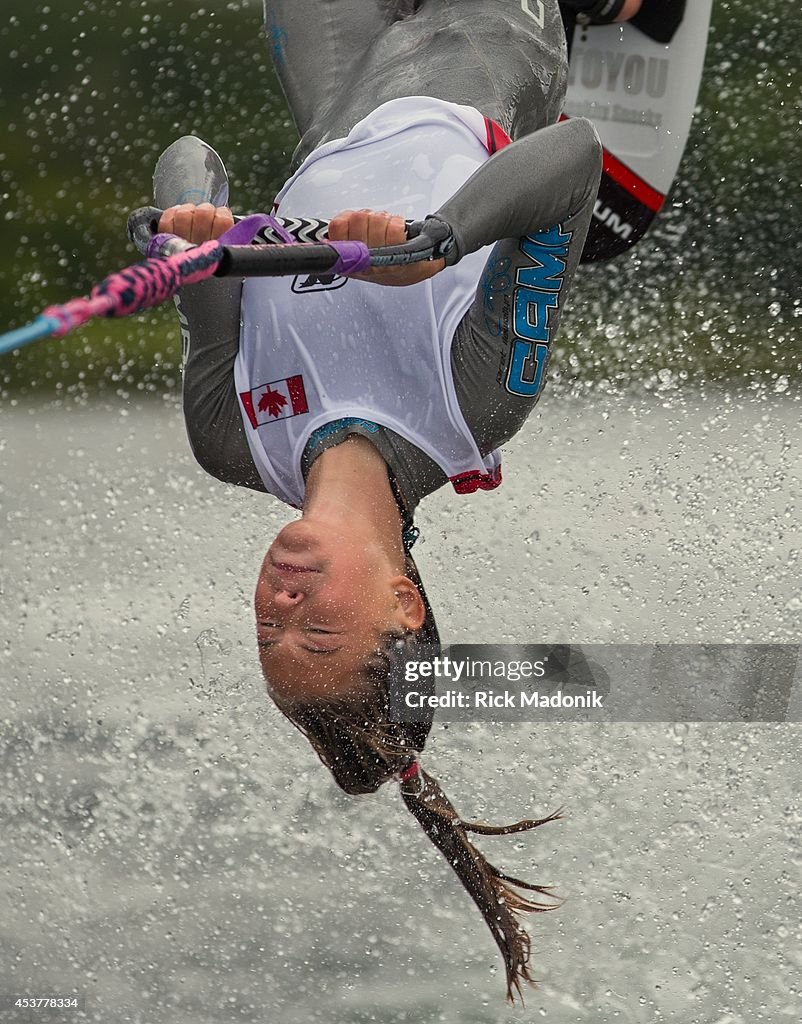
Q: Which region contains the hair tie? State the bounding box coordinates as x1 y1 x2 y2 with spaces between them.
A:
398 761 420 782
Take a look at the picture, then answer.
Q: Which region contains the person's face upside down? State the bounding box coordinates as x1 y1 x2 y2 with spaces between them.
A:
255 516 425 699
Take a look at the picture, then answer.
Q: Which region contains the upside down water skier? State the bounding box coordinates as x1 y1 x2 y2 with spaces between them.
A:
157 0 683 1003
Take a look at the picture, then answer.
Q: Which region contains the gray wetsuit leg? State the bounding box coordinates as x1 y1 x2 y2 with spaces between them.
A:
262 1 393 147
449 119 601 456
281 0 567 166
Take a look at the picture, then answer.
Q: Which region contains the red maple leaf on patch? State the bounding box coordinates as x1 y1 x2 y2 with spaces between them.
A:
258 385 288 418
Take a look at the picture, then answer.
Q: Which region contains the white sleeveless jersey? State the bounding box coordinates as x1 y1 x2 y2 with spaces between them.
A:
234 96 504 508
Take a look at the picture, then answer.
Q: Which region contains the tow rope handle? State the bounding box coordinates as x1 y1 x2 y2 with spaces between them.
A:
0 213 455 355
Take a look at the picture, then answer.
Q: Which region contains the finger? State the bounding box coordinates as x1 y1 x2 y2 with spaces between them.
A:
211 206 235 239
366 211 392 250
172 204 198 241
328 211 353 242
386 215 407 246
194 203 221 242
348 209 371 243
158 207 176 234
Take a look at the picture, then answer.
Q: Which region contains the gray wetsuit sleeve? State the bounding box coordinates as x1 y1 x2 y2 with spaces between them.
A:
177 276 267 491
445 117 602 454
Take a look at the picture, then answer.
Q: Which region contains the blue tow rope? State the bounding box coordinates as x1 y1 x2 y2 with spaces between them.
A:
0 316 63 356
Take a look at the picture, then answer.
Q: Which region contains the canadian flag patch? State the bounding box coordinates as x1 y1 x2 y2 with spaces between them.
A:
239 375 309 428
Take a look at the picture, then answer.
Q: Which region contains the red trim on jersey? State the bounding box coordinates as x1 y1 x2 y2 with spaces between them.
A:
450 465 503 494
484 117 513 154
560 114 665 213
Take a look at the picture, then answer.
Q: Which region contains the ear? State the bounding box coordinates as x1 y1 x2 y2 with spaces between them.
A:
390 575 426 631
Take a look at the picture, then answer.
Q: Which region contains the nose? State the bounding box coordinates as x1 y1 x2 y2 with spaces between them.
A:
273 588 305 608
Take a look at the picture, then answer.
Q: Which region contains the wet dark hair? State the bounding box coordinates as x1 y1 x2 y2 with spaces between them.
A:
266 553 561 1003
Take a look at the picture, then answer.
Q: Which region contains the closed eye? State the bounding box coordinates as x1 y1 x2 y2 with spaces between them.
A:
257 638 340 656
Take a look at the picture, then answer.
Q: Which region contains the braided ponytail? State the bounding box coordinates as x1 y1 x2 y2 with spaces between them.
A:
399 763 560 1003
270 679 561 1001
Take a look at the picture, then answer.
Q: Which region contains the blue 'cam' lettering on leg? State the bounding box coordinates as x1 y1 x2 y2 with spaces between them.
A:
505 224 572 397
